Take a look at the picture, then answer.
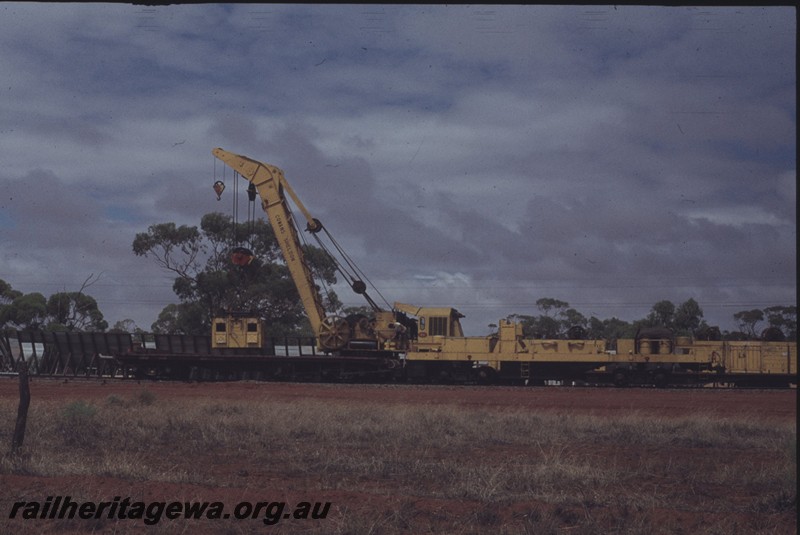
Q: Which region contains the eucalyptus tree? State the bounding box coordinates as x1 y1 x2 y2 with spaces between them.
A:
133 212 338 336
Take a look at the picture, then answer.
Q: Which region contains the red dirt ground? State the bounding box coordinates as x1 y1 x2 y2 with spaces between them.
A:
0 378 796 420
0 378 797 421
1 379 796 534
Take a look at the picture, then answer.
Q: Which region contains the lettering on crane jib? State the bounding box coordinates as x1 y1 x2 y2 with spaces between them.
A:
283 239 295 262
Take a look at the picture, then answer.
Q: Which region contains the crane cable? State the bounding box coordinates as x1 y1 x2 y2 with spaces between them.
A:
231 171 258 253
228 171 388 314
288 208 340 315
247 182 257 240
316 227 391 311
232 171 238 240
286 204 388 313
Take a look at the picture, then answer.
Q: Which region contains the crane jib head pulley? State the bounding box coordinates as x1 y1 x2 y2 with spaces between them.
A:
307 218 323 234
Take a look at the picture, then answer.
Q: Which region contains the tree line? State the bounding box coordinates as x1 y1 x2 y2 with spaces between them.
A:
0 276 109 333
1 212 795 343
501 298 796 343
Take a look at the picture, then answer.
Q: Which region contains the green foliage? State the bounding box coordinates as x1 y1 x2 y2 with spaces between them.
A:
137 389 156 406
764 305 797 341
511 301 636 341
342 305 375 318
109 319 142 333
1 278 108 332
57 401 99 448
151 302 207 335
134 212 339 336
0 279 22 303
3 397 794 534
511 300 592 339
62 400 98 420
45 292 107 331
727 306 797 341
105 394 127 407
511 296 794 342
132 222 203 269
588 316 636 344
639 298 706 336
733 309 765 339
674 298 703 334
5 292 47 329
561 308 587 329
532 315 560 338
646 300 676 329
512 309 607 340
535 298 569 317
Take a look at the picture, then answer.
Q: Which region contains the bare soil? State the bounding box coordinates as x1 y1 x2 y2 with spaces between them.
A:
1 378 796 534
1 378 796 419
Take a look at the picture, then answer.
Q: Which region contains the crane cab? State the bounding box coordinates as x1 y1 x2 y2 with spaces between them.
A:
392 303 466 353
211 313 265 349
416 307 465 338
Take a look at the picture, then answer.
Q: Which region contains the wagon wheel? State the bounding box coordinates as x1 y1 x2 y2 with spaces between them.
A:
652 370 669 389
475 365 497 385
318 316 350 351
613 369 629 388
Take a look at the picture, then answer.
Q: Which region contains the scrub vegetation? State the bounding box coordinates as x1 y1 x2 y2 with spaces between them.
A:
1 391 795 534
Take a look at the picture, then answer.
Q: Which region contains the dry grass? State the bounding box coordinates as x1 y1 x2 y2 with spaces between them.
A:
1 389 795 534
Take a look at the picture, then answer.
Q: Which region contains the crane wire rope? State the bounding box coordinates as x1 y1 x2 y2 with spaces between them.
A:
229 171 258 253
310 232 358 291
232 171 240 244
283 202 388 312
317 227 392 311
287 207 341 315
247 182 257 242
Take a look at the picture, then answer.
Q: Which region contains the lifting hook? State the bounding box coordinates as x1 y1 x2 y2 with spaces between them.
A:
213 180 225 201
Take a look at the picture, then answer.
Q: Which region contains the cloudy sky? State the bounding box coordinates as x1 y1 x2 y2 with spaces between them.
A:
0 4 795 335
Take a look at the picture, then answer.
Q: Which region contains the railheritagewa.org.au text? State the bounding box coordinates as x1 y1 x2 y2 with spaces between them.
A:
9 496 331 526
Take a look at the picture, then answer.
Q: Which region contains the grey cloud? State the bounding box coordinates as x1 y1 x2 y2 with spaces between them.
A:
0 4 793 333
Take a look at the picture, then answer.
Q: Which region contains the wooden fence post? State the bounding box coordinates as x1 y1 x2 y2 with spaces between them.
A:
11 361 30 454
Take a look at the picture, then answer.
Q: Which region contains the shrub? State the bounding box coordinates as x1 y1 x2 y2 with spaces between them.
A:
57 400 99 448
137 389 156 406
105 394 127 407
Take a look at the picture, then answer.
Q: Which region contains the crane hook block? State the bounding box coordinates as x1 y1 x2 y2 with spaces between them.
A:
231 247 255 266
213 180 225 201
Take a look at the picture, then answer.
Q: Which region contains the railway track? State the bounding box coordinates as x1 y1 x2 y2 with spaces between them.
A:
2 330 796 388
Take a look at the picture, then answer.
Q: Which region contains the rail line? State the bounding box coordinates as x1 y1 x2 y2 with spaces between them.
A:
1 329 795 388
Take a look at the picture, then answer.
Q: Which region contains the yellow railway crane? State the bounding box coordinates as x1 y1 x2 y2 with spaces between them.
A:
210 148 796 386
212 148 408 354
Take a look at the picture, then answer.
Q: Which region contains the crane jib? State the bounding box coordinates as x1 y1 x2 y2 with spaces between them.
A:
211 147 396 353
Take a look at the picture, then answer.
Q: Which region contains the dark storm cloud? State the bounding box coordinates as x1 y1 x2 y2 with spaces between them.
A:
0 168 176 324
0 4 794 333
230 123 481 272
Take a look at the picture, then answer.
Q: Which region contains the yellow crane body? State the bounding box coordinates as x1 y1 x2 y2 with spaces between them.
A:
212 148 327 335
208 148 796 386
